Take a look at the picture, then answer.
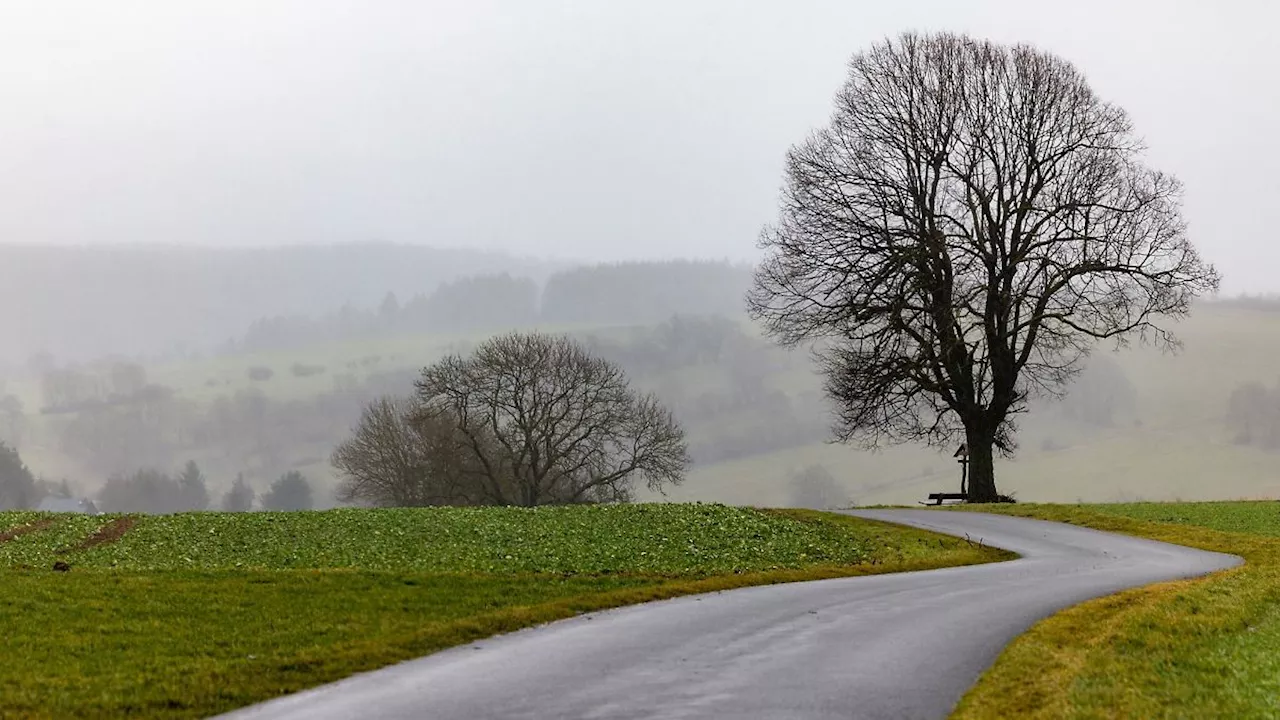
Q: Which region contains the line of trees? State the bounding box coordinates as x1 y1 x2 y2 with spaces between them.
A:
227 274 539 355
94 461 313 513
222 260 754 355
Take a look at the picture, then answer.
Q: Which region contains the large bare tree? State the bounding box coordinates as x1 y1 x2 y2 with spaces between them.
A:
414 331 690 506
748 32 1219 502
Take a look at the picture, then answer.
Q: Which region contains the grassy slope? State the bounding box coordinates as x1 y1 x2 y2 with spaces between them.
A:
0 505 1011 719
952 502 1280 720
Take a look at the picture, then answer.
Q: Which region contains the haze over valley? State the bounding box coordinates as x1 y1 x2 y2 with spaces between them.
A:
0 244 1275 510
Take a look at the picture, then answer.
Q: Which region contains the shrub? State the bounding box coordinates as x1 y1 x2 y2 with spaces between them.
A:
290 363 326 378
246 366 274 382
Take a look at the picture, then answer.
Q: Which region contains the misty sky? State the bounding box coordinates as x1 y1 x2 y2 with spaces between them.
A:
2 1 1277 292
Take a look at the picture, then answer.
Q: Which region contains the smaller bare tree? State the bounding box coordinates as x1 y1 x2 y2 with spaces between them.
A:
332 395 487 507
415 331 690 506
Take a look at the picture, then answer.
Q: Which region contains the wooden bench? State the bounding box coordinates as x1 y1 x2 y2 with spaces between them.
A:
920 492 968 506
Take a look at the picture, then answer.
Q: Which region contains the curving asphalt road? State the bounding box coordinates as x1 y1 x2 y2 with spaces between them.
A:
214 509 1241 720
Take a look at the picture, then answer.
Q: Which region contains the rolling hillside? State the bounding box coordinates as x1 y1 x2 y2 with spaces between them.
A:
0 242 563 365
3 297 1275 508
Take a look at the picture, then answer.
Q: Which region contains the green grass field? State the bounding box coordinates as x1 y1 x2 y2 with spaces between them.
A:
0 504 1009 719
954 501 1280 719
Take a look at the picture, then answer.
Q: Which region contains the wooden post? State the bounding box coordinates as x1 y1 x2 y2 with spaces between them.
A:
953 443 970 496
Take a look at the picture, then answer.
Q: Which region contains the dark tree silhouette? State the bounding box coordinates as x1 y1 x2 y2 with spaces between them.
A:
262 470 313 511
0 442 39 510
176 460 210 511
97 469 193 514
749 32 1219 502
220 472 255 511
415 332 690 506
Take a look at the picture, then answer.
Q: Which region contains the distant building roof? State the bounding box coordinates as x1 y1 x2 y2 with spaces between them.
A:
36 497 99 514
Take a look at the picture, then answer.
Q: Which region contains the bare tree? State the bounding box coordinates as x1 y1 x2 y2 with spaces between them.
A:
415 331 690 506
787 464 850 510
332 395 485 507
748 32 1219 502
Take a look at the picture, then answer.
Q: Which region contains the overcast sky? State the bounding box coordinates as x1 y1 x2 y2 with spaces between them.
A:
2 0 1276 292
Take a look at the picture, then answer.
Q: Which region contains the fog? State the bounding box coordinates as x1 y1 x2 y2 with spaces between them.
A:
0 2 1277 510
3 1 1278 289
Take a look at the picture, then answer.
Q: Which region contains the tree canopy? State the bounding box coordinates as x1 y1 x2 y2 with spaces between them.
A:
332 395 483 507
262 470 313 511
749 31 1219 501
333 332 690 507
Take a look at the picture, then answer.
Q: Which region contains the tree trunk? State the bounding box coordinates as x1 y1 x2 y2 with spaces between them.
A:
964 427 999 503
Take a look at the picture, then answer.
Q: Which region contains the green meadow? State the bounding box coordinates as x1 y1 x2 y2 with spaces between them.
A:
0 504 1007 719
957 501 1280 720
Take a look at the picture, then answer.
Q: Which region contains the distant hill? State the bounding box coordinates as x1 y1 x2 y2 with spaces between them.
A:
210 258 758 358
0 243 565 364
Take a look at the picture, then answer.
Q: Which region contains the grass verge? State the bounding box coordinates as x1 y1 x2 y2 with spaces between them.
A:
0 506 1010 719
952 502 1279 720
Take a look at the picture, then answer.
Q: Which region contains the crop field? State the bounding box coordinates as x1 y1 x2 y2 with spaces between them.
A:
955 501 1280 719
0 504 1008 719
2 504 882 574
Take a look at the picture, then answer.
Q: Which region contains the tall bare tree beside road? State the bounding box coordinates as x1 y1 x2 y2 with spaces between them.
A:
749 32 1219 501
